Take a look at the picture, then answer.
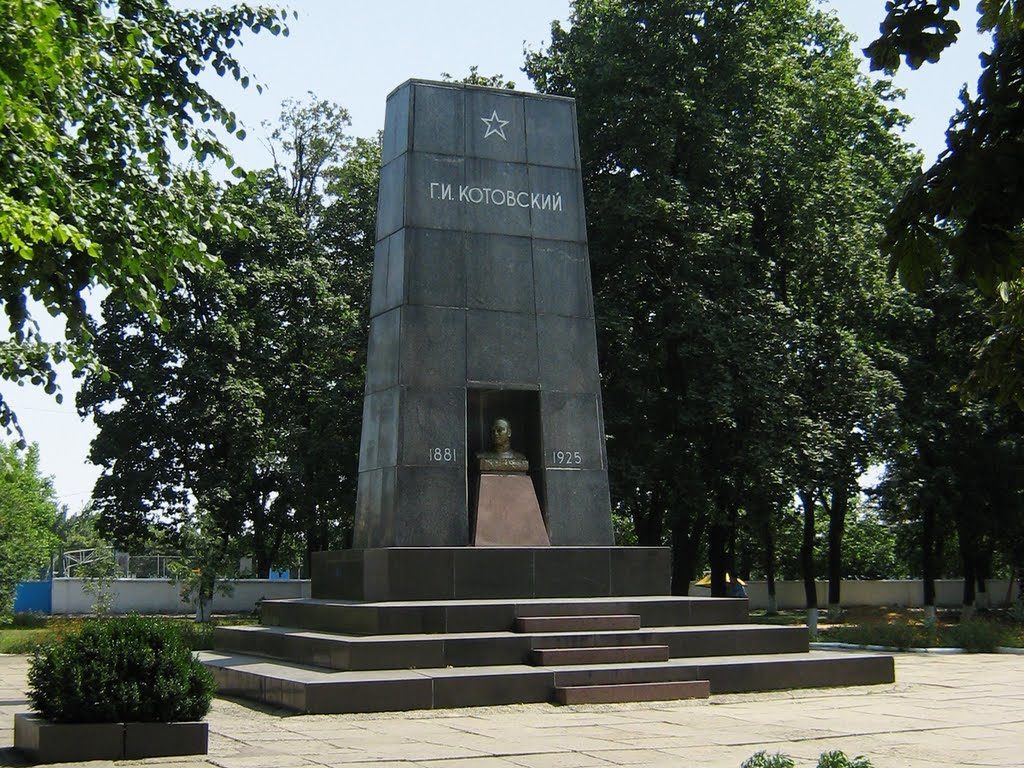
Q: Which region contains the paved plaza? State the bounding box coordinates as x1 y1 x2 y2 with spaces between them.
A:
1 652 1021 768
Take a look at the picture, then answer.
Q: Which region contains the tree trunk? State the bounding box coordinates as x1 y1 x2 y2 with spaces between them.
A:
670 504 706 596
709 519 728 597
799 489 818 633
962 555 976 619
826 483 849 618
921 499 937 624
764 516 778 615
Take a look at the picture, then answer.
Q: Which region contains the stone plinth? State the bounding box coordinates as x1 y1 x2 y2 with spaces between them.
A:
474 473 550 546
311 546 671 601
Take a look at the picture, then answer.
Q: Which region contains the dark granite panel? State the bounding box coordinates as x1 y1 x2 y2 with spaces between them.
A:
394 467 468 547
369 238 389 318
462 158 531 237
443 635 533 666
406 228 465 308
464 90 526 163
543 470 613 545
352 469 382 549
533 547 610 597
375 154 406 241
365 307 400 393
385 546 457 599
527 164 585 242
540 391 605 471
385 228 405 309
465 233 534 313
382 84 410 165
348 640 444 671
532 240 593 318
524 97 578 169
306 678 433 715
357 392 380 472
399 386 466 467
413 82 464 156
405 153 465 232
431 670 552 708
399 305 466 388
375 606 447 635
466 309 538 385
537 314 600 393
443 603 518 633
452 547 535 599
609 547 671 595
377 386 400 468
123 722 208 760
378 465 397 545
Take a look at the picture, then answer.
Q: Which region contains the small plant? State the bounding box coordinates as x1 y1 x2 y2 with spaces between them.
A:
27 616 215 723
741 752 796 768
950 617 1004 652
741 751 874 768
816 750 874 768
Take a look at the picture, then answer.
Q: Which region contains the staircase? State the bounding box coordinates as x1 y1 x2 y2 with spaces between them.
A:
201 594 894 713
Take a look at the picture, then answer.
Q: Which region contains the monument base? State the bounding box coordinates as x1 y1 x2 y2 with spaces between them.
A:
311 546 669 601
473 473 550 547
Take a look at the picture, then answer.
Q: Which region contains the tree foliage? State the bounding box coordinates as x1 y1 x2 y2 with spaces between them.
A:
0 0 290 440
867 1 1024 406
78 97 377 576
0 441 59 620
526 0 917 597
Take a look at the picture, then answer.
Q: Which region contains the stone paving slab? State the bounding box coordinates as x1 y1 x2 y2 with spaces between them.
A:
2 652 1022 767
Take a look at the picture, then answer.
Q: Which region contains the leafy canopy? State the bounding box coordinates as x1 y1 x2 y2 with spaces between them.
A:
0 441 60 621
0 0 290 440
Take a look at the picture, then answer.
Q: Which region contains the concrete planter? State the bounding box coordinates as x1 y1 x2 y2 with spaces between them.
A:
14 713 208 762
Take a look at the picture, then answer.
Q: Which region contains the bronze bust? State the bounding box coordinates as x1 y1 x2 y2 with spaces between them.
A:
477 417 529 473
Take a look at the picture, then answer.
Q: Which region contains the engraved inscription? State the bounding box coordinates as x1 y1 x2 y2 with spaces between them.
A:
551 450 583 466
429 182 563 212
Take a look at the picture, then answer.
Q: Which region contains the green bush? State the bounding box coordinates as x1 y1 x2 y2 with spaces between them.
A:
816 750 874 768
27 616 215 723
950 618 1005 652
741 752 796 768
741 751 874 768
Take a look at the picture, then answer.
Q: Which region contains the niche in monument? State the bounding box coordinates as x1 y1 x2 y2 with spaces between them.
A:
466 388 548 547
353 79 613 549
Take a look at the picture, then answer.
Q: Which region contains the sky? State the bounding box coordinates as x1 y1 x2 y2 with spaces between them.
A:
1 0 989 511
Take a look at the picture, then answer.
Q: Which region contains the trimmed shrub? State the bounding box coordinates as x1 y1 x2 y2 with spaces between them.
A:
27 616 215 723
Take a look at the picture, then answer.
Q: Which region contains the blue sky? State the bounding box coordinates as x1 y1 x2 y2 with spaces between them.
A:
1 0 989 509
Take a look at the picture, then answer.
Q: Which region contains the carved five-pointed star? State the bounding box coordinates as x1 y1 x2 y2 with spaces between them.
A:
481 109 509 141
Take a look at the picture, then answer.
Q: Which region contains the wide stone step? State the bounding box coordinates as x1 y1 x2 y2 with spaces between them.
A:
260 595 748 635
555 680 710 704
516 614 641 633
533 645 669 665
214 623 808 671
200 650 895 714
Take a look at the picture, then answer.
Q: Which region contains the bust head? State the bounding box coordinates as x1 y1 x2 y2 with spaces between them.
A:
491 418 512 454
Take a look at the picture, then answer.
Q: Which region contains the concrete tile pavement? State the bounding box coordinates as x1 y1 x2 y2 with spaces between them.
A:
1 652 1022 768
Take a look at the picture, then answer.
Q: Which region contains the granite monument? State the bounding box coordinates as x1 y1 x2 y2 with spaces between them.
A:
354 79 613 548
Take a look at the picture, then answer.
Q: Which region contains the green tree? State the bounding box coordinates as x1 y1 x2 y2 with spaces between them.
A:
78 97 377 575
0 0 289 440
866 1 1024 406
0 441 59 620
525 0 916 609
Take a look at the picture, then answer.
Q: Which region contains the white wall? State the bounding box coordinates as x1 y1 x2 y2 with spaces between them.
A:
691 579 1021 610
51 578 311 615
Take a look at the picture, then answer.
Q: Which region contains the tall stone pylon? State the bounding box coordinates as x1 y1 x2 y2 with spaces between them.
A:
354 80 612 547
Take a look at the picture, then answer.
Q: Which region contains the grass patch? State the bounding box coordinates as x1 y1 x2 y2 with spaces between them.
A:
0 614 256 654
817 613 1021 651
